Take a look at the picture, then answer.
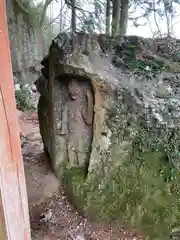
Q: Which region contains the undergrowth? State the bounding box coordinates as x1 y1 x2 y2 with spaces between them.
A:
63 150 180 239
85 151 180 240
63 167 86 213
15 86 36 110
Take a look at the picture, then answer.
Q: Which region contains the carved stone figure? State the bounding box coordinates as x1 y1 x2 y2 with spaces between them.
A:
60 79 94 170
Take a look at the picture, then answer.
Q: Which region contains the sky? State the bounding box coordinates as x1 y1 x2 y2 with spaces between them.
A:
43 0 180 39
128 3 180 38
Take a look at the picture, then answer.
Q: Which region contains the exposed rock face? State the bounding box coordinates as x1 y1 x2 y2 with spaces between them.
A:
6 0 43 84
37 32 180 182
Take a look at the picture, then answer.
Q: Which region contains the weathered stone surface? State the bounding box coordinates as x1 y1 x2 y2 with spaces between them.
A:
37 32 180 183
6 0 43 84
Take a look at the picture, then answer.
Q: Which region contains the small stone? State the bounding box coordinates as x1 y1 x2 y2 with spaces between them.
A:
31 84 37 92
39 209 52 222
145 65 151 71
15 84 20 91
75 236 84 240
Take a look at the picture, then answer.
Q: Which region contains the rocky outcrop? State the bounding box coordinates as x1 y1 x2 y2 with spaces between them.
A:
37 34 113 180
36 32 180 240
37 33 180 184
6 0 43 84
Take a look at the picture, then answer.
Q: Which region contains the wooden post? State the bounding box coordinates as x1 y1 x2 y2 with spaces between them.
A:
0 1 31 239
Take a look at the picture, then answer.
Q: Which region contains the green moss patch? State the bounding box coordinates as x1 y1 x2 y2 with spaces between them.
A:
62 149 180 239
62 167 87 213
84 151 180 240
15 87 36 110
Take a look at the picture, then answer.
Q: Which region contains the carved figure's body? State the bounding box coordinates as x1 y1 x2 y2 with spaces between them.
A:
61 79 94 169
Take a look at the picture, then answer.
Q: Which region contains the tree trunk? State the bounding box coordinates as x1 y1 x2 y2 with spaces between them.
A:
71 0 76 49
106 0 111 36
119 0 129 36
71 0 76 33
40 0 54 26
112 0 121 37
60 0 63 31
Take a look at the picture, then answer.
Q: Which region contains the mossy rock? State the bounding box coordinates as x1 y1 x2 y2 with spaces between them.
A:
62 167 87 214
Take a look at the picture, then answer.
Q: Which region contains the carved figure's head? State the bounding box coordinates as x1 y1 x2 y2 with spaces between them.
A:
68 79 80 100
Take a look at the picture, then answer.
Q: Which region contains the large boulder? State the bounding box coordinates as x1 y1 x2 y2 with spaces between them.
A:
37 33 180 209
37 33 127 180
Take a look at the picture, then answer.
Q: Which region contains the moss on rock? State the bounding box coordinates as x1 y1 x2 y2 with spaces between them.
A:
62 167 87 213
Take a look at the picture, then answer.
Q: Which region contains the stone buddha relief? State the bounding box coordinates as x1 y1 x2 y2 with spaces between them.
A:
59 78 94 171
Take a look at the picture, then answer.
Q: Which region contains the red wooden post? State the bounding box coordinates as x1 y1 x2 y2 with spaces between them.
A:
0 1 31 239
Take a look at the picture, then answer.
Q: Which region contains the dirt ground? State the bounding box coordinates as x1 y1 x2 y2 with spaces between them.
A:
18 109 144 240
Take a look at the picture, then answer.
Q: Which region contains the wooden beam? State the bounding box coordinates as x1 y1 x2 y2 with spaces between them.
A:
0 1 31 239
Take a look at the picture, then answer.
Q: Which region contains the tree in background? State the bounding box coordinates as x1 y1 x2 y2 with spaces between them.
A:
131 0 180 38
71 0 76 33
12 0 56 50
65 0 105 33
11 0 180 48
111 0 120 36
12 0 54 28
105 0 111 35
119 0 129 36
